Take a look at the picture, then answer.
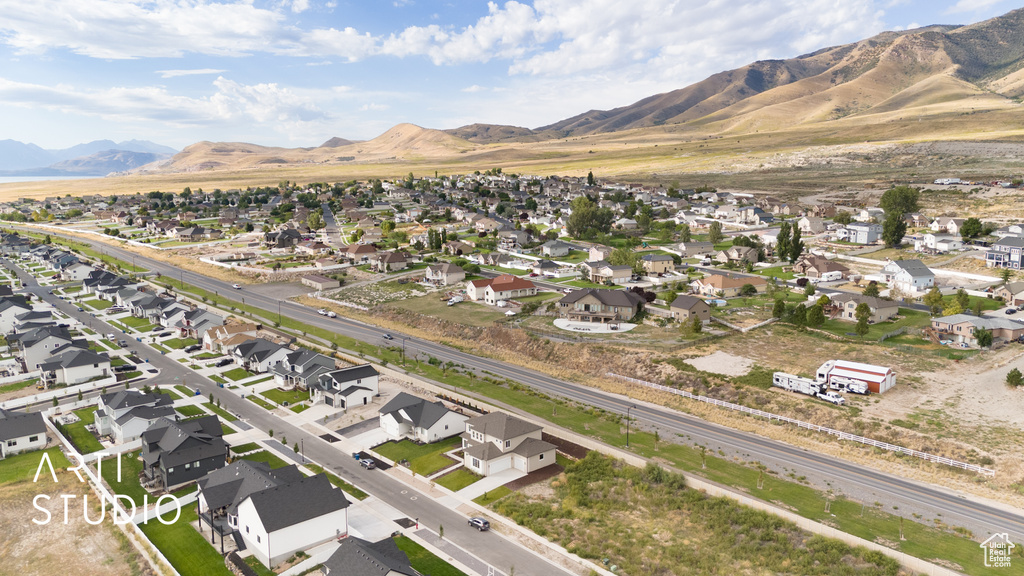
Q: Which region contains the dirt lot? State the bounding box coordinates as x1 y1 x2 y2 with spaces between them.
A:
0 475 149 576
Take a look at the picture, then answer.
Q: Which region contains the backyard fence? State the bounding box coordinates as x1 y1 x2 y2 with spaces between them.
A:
607 372 995 476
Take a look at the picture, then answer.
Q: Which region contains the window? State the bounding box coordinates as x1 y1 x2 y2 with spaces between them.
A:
256 535 261 543
539 453 545 460
184 463 190 469
168 467 174 473
29 435 38 442
444 425 448 430
504 440 511 448
246 526 249 534
472 458 480 467
193 461 199 467
7 440 16 447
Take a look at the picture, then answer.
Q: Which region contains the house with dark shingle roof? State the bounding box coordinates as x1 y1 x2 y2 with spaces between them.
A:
0 408 47 458
880 259 935 295
461 412 556 476
310 364 379 409
38 348 110 387
232 338 290 373
198 461 349 568
557 288 643 323
319 536 420 576
95 389 175 443
378 392 467 443
670 295 710 322
142 415 227 490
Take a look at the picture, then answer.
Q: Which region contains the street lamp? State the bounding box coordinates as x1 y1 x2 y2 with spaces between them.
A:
626 405 637 447
300 439 304 463
278 300 282 325
402 337 407 366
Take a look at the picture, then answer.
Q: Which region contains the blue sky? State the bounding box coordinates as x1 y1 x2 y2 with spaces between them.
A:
0 0 1019 150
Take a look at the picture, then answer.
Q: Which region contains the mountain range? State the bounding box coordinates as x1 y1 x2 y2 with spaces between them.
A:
0 139 177 176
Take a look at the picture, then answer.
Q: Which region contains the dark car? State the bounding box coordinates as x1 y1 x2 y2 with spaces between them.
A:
382 333 394 340
214 358 233 367
112 364 136 373
157 331 172 338
1006 308 1018 315
183 344 202 353
359 458 376 470
468 517 490 531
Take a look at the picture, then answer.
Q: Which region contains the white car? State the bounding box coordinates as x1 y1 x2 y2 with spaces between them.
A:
327 311 337 318
232 283 242 289
318 309 328 316
816 390 845 406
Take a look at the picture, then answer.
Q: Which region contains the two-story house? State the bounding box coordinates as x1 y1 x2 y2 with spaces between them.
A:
461 412 556 476
557 289 643 323
95 390 175 444
271 348 336 391
141 415 228 490
310 364 379 409
987 237 1024 269
880 259 935 295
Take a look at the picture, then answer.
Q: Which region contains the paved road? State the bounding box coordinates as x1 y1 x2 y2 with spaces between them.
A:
21 228 1024 545
321 203 344 248
2 255 569 576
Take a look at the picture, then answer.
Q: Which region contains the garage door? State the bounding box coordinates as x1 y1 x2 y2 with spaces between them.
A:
324 396 334 407
489 456 511 474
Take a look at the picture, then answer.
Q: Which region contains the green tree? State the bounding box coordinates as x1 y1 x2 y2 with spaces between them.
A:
923 286 944 315
587 171 595 186
975 328 993 348
381 220 396 235
807 304 825 328
679 223 692 242
833 211 853 225
882 205 909 247
690 316 702 334
863 281 880 298
943 300 963 316
959 217 983 239
307 211 325 230
609 248 641 274
816 294 831 308
1007 368 1024 388
1000 268 1015 284
708 221 723 244
855 302 871 336
955 288 970 311
789 304 807 327
739 283 758 297
804 282 816 296
775 222 791 263
772 298 786 318
879 185 920 215
788 226 803 263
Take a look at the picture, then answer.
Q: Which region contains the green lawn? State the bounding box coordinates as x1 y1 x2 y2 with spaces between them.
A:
435 468 482 492
118 315 153 328
203 401 237 422
0 377 39 393
210 375 227 385
289 404 309 413
0 447 70 485
261 388 308 406
222 367 252 381
243 556 275 576
111 356 128 367
164 337 199 350
246 395 276 410
175 384 195 397
374 437 461 476
100 338 119 350
557 249 589 264
195 352 221 360
561 279 614 289
175 405 206 418
394 536 468 576
473 486 512 506
61 406 104 454
240 450 289 469
139 505 233 576
100 450 147 504
818 308 931 341
304 463 369 500
157 387 183 400
230 442 261 454
751 266 798 280
515 292 563 304
244 375 274 386
82 298 113 310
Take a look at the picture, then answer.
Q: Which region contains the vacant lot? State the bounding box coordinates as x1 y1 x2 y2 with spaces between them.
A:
392 295 507 327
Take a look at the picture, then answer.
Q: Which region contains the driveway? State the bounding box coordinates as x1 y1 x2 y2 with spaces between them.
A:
457 468 526 500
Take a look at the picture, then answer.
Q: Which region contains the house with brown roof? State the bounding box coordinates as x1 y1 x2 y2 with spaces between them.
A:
690 274 767 297
424 263 465 286
369 251 408 273
340 243 376 263
484 274 537 305
670 295 711 322
793 255 850 279
557 289 642 323
714 245 758 265
461 412 556 476
994 281 1024 306
581 261 631 285
203 322 260 352
828 293 899 323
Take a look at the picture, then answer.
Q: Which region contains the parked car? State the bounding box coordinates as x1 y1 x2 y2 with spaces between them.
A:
213 358 233 367
382 333 394 340
156 331 172 338
183 344 202 353
112 364 136 373
468 517 490 531
1006 308 1018 315
816 390 845 406
359 458 376 470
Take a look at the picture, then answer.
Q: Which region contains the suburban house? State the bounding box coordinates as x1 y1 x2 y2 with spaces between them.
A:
714 245 757 265
581 261 632 285
828 293 899 323
424 263 465 286
994 282 1024 306
198 461 350 568
931 314 1024 346
669 295 711 323
0 297 32 334
95 390 175 444
370 252 408 273
141 415 228 490
271 348 336 391
677 241 715 258
987 237 1024 269
203 323 260 353
340 243 377 263
880 259 935 295
461 412 556 476
0 409 47 458
690 274 767 298
466 274 537 305
264 228 302 248
557 289 643 323
792 255 850 279
175 308 224 339
588 245 614 262
797 216 825 234
319 536 419 576
931 217 966 235
845 223 883 244
540 239 575 257
310 364 379 408
232 339 291 373
641 253 675 275
378 392 468 443
914 233 963 254
38 348 111 386
300 275 341 291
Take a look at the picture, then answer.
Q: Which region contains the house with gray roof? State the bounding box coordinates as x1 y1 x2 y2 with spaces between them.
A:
271 347 335 391
0 408 47 458
880 259 935 295
142 415 227 490
931 314 1024 346
461 411 556 476
95 389 175 443
310 364 379 409
232 338 290 373
198 461 350 568
38 348 110 387
557 288 643 323
319 536 419 576
0 297 33 334
378 392 467 443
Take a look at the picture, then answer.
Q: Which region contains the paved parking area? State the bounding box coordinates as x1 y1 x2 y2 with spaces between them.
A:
238 281 312 299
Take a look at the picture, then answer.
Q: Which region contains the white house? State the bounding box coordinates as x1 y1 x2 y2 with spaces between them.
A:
378 392 467 443
0 409 47 458
38 348 111 387
461 412 556 476
94 390 175 444
914 233 963 254
880 259 935 295
310 364 379 409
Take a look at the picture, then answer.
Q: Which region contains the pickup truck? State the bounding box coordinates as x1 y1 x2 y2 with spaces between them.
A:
816 390 845 406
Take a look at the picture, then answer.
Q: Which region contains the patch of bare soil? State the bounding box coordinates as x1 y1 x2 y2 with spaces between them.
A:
0 481 149 576
684 351 754 376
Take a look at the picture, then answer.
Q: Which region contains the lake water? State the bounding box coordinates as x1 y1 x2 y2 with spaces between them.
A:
0 175 102 184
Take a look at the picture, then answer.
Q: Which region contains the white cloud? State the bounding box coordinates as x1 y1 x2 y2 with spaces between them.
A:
157 69 227 78
359 103 389 111
290 0 310 13
946 0 1004 14
462 85 486 93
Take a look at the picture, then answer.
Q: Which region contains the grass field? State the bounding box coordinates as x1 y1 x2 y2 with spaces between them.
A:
304 463 369 500
175 405 206 418
203 401 237 422
175 384 195 397
289 404 309 413
373 437 461 476
0 447 70 485
240 450 289 469
818 308 931 341
100 450 147 504
0 377 39 393
230 442 261 454
164 337 199 349
246 395 276 410
62 406 104 454
139 505 232 576
82 298 113 310
261 388 308 406
393 295 507 327
473 486 512 506
394 535 468 576
222 367 252 381
435 468 482 492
